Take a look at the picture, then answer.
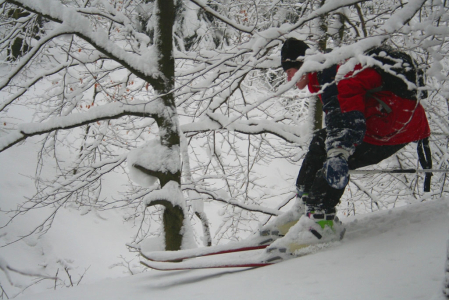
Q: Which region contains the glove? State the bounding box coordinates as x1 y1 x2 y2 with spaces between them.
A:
322 149 349 190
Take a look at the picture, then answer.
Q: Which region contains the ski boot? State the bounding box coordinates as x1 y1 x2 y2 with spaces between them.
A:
259 189 306 238
264 206 345 258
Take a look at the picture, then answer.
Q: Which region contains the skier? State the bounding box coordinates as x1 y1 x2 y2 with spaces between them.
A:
262 38 431 250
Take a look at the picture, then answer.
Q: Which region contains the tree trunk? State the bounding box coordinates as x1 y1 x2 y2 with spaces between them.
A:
312 0 328 131
153 0 185 251
162 201 184 251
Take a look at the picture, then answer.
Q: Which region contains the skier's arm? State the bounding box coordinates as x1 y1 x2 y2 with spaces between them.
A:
319 66 370 154
318 65 374 189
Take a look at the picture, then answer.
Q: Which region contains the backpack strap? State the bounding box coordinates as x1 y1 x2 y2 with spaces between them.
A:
417 137 432 192
365 85 393 113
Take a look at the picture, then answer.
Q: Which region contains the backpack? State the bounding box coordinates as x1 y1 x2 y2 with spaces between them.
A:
366 47 432 192
366 47 427 100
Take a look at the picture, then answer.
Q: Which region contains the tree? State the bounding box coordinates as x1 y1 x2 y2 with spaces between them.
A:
0 0 188 251
1 0 449 295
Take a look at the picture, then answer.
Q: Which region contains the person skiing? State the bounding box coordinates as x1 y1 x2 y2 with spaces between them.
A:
261 38 431 251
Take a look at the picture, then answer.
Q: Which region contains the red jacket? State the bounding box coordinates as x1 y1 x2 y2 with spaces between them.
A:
308 66 430 145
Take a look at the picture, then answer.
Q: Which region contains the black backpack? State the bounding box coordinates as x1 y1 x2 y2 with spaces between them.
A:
366 47 427 100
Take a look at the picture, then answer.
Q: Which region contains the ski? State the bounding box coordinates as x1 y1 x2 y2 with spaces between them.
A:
140 235 275 262
140 258 275 271
140 241 339 271
140 254 284 271
140 231 344 271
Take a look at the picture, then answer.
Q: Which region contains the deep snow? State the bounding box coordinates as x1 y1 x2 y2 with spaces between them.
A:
12 197 449 300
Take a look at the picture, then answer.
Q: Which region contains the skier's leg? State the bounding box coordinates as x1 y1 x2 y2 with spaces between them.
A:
295 128 327 196
261 129 327 237
291 141 408 251
347 142 407 169
294 127 342 230
304 141 407 211
270 134 407 252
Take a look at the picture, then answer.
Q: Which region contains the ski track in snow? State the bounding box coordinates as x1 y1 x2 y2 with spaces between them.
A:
14 198 449 300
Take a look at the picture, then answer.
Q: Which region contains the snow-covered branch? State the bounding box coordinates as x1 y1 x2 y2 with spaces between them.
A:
0 101 163 152
184 185 282 216
5 0 162 84
182 112 305 144
0 255 57 285
189 0 255 33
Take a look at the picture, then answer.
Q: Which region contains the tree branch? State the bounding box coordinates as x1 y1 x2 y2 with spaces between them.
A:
190 0 254 33
184 186 281 216
4 0 163 86
182 112 305 144
0 101 159 152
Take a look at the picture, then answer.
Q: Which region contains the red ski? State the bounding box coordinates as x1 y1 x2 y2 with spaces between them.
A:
140 235 275 262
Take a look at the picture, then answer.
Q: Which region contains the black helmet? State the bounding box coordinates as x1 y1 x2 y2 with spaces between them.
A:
281 38 309 71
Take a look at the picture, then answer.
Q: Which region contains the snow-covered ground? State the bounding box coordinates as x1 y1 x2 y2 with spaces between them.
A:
10 196 449 300
0 137 140 297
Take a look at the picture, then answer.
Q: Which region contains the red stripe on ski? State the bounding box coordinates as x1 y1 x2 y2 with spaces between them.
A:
203 244 269 255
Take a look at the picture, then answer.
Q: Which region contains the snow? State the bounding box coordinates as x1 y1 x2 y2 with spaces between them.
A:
128 139 181 187
9 198 449 300
0 137 138 297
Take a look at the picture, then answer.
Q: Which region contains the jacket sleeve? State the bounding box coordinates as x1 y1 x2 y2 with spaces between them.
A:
319 65 371 154
319 65 340 112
